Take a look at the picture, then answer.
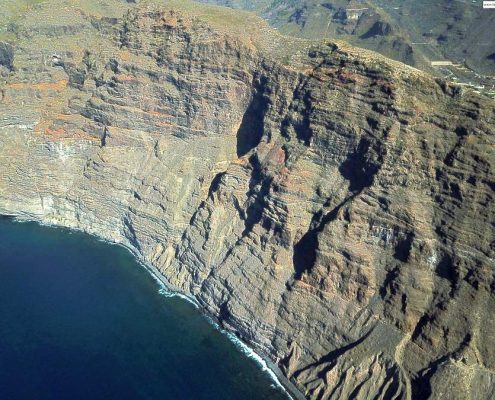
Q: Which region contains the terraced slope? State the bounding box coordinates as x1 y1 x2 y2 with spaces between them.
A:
198 0 495 76
0 1 494 399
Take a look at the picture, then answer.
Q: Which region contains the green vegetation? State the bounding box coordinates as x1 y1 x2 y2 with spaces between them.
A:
197 0 495 76
0 0 47 41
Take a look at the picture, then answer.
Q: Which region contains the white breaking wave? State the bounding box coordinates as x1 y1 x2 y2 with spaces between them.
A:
157 286 199 308
223 331 292 399
7 217 293 399
156 287 292 399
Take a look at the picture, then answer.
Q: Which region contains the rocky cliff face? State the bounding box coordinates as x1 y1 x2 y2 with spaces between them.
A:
0 1 494 399
198 0 495 77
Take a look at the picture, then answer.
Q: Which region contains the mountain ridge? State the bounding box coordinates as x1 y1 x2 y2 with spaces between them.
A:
0 1 494 399
197 0 495 94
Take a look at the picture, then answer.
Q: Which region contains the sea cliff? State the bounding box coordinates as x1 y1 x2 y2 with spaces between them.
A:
0 1 494 398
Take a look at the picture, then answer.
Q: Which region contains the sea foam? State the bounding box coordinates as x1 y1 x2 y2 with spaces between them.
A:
156 286 292 399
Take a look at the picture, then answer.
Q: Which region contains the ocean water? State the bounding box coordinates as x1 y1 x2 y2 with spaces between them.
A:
0 217 288 400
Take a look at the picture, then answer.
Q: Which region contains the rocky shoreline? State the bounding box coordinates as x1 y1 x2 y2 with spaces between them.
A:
0 1 494 398
4 212 305 400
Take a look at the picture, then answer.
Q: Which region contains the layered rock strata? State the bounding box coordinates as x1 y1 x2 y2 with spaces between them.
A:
0 1 494 399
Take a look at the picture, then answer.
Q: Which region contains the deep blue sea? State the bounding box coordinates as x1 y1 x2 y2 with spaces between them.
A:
0 217 288 400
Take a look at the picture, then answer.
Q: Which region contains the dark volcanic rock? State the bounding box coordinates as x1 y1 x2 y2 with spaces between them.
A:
360 20 394 39
0 41 14 71
0 1 494 399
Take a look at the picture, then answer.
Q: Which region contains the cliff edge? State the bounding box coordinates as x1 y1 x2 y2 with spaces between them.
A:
0 1 494 399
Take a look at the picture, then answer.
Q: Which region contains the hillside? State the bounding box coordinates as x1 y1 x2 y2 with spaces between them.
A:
0 0 494 399
198 0 495 92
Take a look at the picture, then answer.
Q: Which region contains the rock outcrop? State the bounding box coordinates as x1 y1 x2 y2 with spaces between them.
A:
199 0 495 77
0 1 494 399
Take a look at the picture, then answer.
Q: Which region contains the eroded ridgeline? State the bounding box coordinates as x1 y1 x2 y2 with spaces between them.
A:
0 2 494 399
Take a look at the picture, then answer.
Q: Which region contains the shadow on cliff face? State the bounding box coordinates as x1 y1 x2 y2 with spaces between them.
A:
280 90 314 146
339 137 383 193
207 172 227 199
0 42 14 72
292 137 384 279
412 333 473 399
293 198 349 280
242 154 273 237
393 232 414 262
236 76 270 158
292 328 374 380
